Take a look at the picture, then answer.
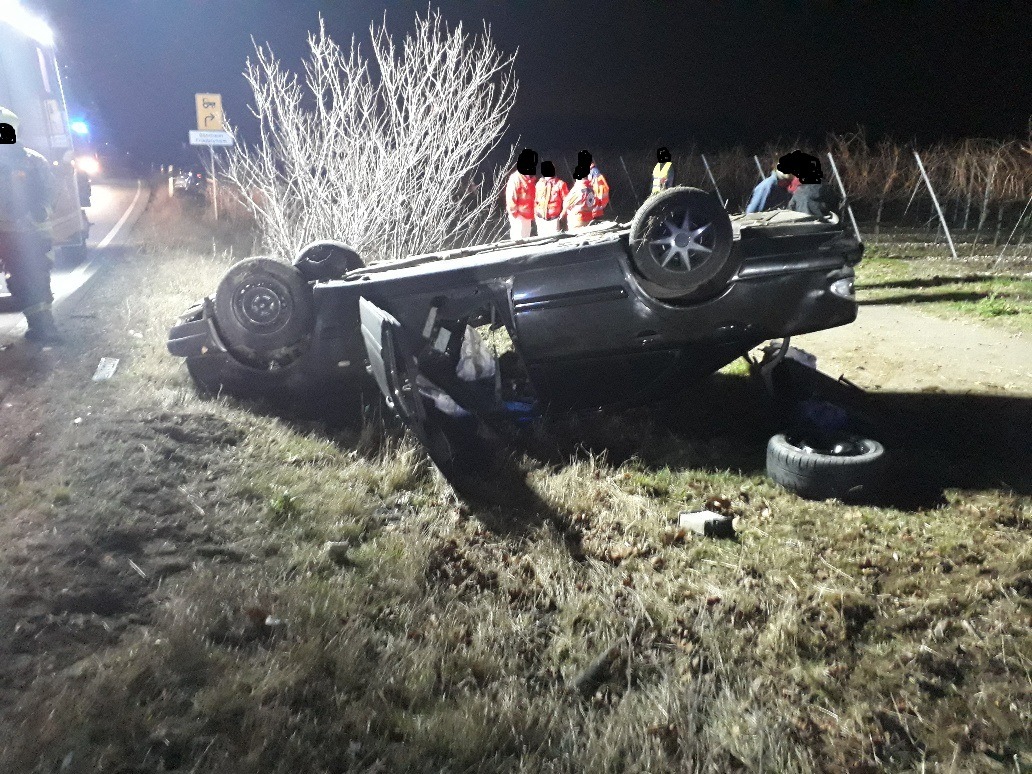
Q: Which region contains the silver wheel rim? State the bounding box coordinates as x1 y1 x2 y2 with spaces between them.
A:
649 211 714 271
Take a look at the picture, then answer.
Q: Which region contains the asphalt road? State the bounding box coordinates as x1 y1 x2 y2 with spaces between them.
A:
0 180 145 342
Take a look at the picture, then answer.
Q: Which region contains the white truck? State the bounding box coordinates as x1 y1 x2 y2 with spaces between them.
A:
0 2 88 277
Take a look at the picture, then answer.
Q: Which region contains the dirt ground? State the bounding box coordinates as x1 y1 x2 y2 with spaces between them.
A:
0 218 1029 770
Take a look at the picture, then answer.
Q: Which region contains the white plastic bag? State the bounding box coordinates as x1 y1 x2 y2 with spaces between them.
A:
456 325 496 382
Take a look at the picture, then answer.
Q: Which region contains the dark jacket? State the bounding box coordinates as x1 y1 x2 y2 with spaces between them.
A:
787 183 841 220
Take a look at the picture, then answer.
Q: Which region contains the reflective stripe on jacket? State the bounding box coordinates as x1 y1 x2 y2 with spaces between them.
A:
588 166 609 219
505 171 537 219
651 161 673 195
563 179 596 223
0 147 53 236
534 176 569 220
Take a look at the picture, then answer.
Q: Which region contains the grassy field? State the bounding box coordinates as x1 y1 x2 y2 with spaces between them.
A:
856 244 1032 334
0 191 1029 772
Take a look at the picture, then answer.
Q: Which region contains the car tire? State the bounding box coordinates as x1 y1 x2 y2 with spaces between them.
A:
293 240 364 282
213 257 314 356
766 432 886 501
629 186 737 299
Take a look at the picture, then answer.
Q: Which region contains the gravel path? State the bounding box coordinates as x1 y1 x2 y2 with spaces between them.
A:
793 304 1032 395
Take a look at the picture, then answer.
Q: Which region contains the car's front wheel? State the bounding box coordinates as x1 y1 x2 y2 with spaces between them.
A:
212 257 314 366
628 186 737 301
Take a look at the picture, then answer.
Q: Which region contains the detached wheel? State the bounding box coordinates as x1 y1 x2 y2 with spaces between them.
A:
213 257 314 358
766 433 886 501
629 186 736 299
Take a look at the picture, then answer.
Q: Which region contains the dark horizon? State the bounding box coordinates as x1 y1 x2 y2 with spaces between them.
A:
27 0 1032 166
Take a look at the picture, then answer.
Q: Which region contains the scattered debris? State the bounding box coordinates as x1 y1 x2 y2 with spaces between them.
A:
324 541 352 565
678 510 736 538
92 357 120 381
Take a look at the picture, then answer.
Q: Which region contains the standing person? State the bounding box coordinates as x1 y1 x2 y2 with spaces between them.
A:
745 165 794 213
651 146 675 195
584 152 610 222
534 161 568 235
505 148 538 240
0 107 61 343
562 162 596 231
779 150 841 220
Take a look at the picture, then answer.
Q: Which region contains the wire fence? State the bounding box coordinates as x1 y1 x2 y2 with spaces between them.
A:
535 132 1032 257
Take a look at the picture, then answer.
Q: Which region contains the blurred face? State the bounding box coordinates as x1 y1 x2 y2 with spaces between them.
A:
0 123 16 144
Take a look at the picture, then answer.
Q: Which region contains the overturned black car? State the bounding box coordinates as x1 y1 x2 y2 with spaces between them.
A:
168 187 864 480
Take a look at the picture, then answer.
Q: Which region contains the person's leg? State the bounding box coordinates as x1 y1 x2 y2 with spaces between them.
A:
5 232 60 342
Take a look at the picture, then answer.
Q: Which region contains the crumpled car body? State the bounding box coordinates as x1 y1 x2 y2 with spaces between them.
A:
168 187 862 472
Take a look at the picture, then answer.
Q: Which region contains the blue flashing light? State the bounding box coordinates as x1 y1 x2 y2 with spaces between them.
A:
70 120 90 135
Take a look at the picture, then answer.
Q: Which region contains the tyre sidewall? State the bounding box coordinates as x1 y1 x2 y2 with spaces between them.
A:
766 433 886 501
213 257 314 354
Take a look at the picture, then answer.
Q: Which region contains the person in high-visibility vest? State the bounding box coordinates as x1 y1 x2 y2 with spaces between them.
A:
0 107 61 343
651 146 675 195
562 162 596 231
582 151 610 222
505 148 538 240
533 161 569 235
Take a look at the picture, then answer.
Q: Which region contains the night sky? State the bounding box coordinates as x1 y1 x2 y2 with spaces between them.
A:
26 0 1032 164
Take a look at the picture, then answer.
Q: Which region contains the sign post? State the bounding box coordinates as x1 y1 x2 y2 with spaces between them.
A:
189 93 233 220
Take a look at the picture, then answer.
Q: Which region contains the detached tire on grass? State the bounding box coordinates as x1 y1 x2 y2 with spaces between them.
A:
766 433 886 501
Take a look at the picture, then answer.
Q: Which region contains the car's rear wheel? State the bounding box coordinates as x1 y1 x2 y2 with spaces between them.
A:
629 186 737 300
213 257 314 364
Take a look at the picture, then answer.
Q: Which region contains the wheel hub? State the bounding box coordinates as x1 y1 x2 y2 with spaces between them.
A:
233 280 292 332
649 211 714 271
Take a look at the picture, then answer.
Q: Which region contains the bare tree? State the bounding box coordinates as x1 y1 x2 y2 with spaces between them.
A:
226 11 518 265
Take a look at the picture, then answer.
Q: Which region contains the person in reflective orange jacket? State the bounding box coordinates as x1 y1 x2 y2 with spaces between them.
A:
586 156 610 221
505 148 538 240
562 162 596 231
534 161 569 235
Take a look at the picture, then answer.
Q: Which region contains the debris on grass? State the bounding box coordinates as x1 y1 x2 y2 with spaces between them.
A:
679 509 736 538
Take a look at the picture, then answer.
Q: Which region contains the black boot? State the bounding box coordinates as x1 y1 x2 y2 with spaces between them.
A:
24 308 63 344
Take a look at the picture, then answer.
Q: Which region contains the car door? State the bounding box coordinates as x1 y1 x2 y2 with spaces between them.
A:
359 297 427 439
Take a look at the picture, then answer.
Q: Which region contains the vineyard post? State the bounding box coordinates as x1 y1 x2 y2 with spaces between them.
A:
976 155 999 244
619 155 640 207
962 168 974 232
826 152 862 244
753 155 765 181
992 190 1032 268
700 154 724 206
913 151 958 260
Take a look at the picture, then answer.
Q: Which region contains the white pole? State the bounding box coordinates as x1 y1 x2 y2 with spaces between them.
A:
753 155 765 181
826 152 862 244
700 154 724 206
211 145 219 221
913 151 957 260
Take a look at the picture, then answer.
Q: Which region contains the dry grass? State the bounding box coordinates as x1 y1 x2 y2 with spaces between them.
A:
0 187 1029 773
